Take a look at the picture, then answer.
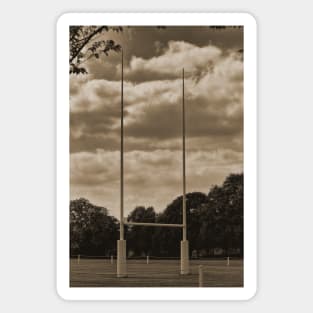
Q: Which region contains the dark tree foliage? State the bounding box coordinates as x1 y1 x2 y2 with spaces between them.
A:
149 174 243 257
151 192 209 257
70 198 119 256
201 173 244 256
126 206 156 256
69 26 122 74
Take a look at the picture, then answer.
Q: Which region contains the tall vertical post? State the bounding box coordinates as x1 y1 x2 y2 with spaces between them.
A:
117 49 127 277
180 68 189 275
120 49 124 242
182 69 186 242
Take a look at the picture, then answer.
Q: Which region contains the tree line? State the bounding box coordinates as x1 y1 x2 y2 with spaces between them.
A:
70 173 243 258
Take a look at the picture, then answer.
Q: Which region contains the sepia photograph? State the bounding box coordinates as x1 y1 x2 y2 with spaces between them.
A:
57 13 257 300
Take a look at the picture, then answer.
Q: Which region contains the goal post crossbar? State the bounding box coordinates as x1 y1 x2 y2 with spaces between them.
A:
124 221 184 228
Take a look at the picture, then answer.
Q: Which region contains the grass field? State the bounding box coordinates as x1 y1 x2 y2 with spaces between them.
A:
70 258 243 287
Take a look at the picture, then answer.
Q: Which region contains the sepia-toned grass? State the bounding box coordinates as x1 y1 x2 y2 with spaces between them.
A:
70 258 243 287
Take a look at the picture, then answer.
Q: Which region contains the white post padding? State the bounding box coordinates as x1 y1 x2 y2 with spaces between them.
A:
146 255 149 264
180 240 189 275
198 265 203 287
117 240 127 277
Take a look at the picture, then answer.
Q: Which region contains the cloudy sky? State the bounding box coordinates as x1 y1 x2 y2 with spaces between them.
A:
70 26 243 217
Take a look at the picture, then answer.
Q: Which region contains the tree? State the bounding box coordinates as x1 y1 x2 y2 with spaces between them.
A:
152 192 209 257
70 198 119 256
126 206 156 256
199 173 244 256
69 26 122 74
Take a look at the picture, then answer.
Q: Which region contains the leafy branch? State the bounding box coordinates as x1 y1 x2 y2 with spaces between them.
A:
69 26 122 74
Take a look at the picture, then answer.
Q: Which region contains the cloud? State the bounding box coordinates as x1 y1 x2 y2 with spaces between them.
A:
70 46 243 153
77 26 243 81
70 149 243 215
125 41 222 81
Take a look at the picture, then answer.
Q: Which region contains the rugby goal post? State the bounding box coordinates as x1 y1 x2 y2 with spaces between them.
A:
116 51 189 277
